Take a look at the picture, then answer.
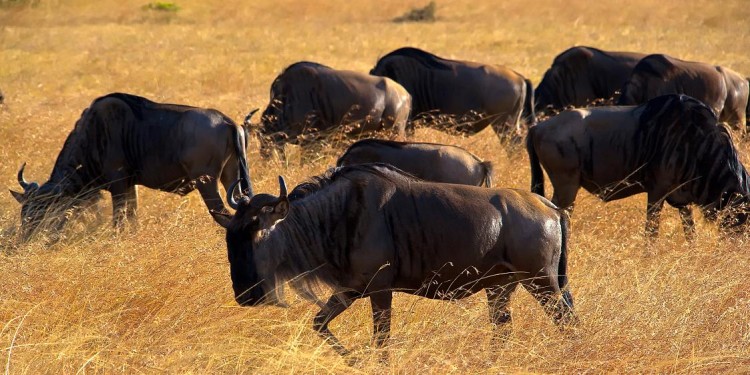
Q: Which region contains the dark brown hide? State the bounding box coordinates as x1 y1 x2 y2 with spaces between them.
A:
618 54 749 131
527 94 750 239
336 138 493 187
256 61 412 159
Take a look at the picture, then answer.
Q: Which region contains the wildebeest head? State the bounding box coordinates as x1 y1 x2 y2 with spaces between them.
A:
9 163 67 240
212 176 290 307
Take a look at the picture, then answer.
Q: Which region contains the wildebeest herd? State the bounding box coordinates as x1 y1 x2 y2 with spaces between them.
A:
8 46 750 360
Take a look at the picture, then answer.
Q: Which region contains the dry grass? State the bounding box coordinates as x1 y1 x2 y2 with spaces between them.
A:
1 0 750 373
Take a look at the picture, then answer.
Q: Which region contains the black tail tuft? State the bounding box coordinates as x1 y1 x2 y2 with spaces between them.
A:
527 126 545 196
232 123 254 197
558 211 573 309
522 78 536 126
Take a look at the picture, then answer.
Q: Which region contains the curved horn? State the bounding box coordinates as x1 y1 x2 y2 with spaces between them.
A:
244 108 260 126
17 162 30 190
278 176 287 198
227 179 243 210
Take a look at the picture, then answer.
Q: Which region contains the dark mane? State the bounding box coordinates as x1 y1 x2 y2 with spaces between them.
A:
282 61 332 73
289 163 420 201
378 47 452 70
636 94 750 204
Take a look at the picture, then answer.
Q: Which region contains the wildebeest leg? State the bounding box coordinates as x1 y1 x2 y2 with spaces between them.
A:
195 177 230 217
313 291 360 357
124 185 138 225
486 280 518 342
369 291 393 348
522 276 576 328
486 281 517 327
646 196 664 239
548 171 580 216
109 182 136 229
677 206 695 241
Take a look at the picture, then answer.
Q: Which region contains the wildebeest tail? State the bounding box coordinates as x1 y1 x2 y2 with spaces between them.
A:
558 211 573 309
522 78 536 125
527 126 545 196
231 122 254 196
480 161 493 187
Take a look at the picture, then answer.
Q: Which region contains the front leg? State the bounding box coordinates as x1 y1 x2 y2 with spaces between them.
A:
678 206 695 241
369 291 393 349
109 182 136 230
312 291 360 357
646 195 665 239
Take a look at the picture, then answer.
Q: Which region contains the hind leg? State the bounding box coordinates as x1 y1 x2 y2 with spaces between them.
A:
521 273 576 328
547 171 580 215
677 206 695 241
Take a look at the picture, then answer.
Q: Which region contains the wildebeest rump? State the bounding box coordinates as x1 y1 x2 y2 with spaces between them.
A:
535 46 646 114
251 61 412 160
527 94 750 239
213 164 575 357
370 47 534 142
9 92 253 239
618 54 750 131
336 138 493 187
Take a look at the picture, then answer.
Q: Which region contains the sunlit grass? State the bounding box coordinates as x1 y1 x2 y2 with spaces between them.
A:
1 0 750 372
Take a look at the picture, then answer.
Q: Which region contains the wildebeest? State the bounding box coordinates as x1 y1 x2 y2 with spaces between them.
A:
336 138 493 187
212 164 575 357
618 54 750 131
369 47 534 142
249 61 412 160
535 46 646 114
9 92 253 240
527 94 750 239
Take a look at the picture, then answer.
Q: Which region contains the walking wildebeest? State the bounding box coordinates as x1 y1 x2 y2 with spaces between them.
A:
527 94 750 239
212 164 575 358
535 46 646 114
10 92 253 240
336 138 493 187
618 54 750 132
249 61 412 160
369 47 534 142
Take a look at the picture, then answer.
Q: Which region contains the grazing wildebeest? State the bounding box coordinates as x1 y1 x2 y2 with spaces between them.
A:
618 54 750 131
9 92 253 240
249 61 412 160
369 47 534 142
535 46 646 114
213 164 575 358
527 94 750 239
336 138 493 187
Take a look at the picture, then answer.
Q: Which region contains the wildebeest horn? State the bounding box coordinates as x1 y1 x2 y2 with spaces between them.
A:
227 178 243 210
278 176 287 198
244 108 260 126
17 162 32 191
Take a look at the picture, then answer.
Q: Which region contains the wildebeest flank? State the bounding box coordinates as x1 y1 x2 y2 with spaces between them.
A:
370 47 534 142
535 46 646 114
527 94 750 239
618 54 749 131
336 138 493 187
10 92 253 240
213 164 575 358
251 61 411 160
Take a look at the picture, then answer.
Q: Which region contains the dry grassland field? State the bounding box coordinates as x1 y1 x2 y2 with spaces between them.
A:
1 0 750 373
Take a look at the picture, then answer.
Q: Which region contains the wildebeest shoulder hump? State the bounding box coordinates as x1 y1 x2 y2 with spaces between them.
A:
380 47 452 71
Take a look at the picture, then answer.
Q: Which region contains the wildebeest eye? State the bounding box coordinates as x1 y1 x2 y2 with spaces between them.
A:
261 206 273 214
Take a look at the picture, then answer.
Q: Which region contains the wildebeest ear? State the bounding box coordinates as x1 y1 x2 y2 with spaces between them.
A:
210 210 233 228
273 198 289 219
9 189 25 203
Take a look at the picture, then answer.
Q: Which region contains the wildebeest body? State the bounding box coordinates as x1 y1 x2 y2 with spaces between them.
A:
527 94 750 239
11 93 252 238
255 61 411 159
619 54 749 130
215 165 574 357
370 47 533 140
336 138 493 187
535 46 646 113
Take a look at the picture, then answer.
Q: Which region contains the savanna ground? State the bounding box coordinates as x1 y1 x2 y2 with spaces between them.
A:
1 0 750 373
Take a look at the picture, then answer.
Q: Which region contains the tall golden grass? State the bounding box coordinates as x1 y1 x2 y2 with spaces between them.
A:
1 0 750 372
